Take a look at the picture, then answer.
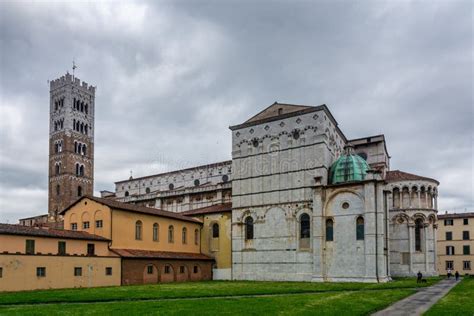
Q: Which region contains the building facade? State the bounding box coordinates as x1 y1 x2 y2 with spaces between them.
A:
113 102 440 282
60 196 214 284
0 223 120 292
48 73 95 222
437 212 473 275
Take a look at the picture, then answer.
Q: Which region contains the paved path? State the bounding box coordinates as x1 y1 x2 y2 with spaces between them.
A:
373 278 460 316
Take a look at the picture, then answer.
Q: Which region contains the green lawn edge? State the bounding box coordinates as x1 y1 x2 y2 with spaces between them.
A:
0 277 442 306
424 277 474 315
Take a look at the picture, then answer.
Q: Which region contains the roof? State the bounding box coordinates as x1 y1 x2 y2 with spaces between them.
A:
18 214 48 221
229 102 348 142
111 248 214 261
385 170 439 185
115 160 232 184
0 223 110 241
438 212 474 219
60 196 202 224
181 203 232 216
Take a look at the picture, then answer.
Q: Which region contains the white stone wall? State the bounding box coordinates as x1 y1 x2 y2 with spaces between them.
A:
115 161 232 198
231 108 346 281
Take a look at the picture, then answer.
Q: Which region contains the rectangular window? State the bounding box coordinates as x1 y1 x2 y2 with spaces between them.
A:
193 266 198 274
0 267 3 278
464 218 469 225
446 232 453 240
147 265 154 274
83 221 90 229
164 266 171 274
446 261 454 270
96 220 103 228
106 267 112 276
58 241 66 255
446 246 455 255
87 243 95 256
71 223 77 231
36 267 46 277
179 266 185 273
463 261 471 270
25 239 35 254
463 231 470 240
444 219 454 226
74 267 82 276
463 245 471 255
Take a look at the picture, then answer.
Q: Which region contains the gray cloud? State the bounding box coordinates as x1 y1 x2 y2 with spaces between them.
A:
0 0 472 222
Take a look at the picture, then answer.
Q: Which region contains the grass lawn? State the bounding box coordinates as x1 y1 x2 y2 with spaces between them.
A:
0 278 442 315
425 277 474 315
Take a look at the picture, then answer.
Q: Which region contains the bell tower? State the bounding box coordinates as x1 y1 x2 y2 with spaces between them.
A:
48 72 96 222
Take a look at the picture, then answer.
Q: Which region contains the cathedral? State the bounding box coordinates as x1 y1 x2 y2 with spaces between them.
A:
109 102 439 282
8 73 439 289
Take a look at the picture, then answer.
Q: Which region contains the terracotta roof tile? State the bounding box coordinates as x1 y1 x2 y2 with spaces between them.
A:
60 196 202 224
0 223 109 241
385 170 439 184
181 203 232 216
111 248 214 261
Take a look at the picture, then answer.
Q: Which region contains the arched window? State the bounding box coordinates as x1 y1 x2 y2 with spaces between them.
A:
356 216 364 240
56 184 60 196
145 187 150 194
55 164 60 175
194 229 199 245
245 217 254 240
153 223 159 242
124 191 129 197
80 102 84 112
85 125 88 135
85 104 88 114
326 219 334 241
182 227 187 244
212 223 219 238
300 213 310 239
55 143 59 153
168 225 174 243
80 123 84 134
77 186 82 197
415 218 423 251
79 165 84 177
135 220 142 240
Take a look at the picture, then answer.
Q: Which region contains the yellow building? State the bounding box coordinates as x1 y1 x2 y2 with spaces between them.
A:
0 223 121 292
437 212 473 275
182 203 232 279
60 196 214 284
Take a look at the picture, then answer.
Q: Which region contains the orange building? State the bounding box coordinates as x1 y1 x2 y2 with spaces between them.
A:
0 223 121 292
60 196 214 285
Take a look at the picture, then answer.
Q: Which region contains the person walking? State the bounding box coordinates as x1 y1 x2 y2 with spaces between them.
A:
455 271 460 281
447 268 452 279
417 271 423 283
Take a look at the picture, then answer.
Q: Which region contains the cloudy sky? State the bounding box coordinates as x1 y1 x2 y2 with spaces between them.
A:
0 0 472 223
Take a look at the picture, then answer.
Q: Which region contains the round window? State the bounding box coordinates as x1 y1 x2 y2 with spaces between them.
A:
222 175 229 183
194 179 200 186
342 202 350 209
169 183 174 190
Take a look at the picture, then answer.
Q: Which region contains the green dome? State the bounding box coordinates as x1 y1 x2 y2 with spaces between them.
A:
329 148 370 184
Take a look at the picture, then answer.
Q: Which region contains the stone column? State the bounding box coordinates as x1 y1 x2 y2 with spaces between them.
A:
408 223 415 274
433 224 438 274
312 185 324 281
417 191 421 209
424 223 429 272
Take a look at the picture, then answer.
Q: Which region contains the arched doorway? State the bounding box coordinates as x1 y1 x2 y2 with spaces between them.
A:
176 265 189 282
143 264 158 284
160 264 175 283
